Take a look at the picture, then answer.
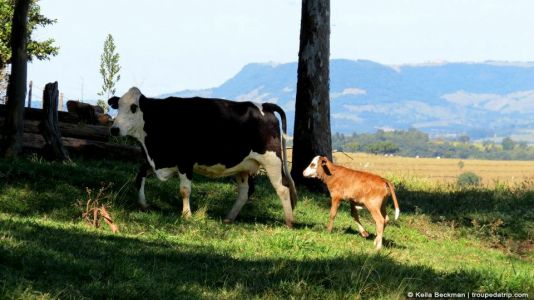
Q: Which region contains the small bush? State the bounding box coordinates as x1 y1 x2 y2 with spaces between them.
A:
457 171 481 187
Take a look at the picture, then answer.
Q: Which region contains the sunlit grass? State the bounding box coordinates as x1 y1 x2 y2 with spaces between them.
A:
0 156 532 299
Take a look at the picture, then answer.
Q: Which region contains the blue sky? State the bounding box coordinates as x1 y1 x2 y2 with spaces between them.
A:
27 0 534 102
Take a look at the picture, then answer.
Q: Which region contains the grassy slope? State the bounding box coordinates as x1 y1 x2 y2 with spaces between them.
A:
0 156 532 299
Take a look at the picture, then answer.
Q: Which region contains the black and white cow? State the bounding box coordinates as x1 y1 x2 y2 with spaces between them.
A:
108 87 297 227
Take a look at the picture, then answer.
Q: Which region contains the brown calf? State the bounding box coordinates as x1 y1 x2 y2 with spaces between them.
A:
303 156 400 250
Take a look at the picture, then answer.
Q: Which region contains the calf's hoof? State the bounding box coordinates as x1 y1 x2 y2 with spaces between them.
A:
182 211 192 218
223 218 233 224
374 238 383 250
360 231 369 238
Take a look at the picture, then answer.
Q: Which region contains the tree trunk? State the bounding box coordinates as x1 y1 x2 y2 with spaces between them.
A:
40 82 70 161
291 0 332 190
1 0 31 157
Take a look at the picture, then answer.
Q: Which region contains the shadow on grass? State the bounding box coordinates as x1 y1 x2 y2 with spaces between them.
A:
0 219 521 299
393 184 534 241
0 157 297 229
1 157 532 242
0 157 142 219
297 180 533 242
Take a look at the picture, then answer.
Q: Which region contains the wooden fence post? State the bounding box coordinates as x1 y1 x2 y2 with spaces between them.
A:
40 82 70 161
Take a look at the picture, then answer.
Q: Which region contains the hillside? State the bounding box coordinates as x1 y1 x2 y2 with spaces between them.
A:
162 59 534 142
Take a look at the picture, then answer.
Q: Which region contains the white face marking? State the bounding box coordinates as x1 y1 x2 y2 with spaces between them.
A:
111 87 157 172
303 156 321 178
111 87 146 141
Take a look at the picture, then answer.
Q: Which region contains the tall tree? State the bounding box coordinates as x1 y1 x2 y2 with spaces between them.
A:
97 34 120 113
0 0 58 70
0 0 58 102
1 0 30 157
291 0 331 189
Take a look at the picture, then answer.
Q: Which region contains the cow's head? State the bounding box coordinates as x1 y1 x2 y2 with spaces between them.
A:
108 87 145 140
303 156 332 178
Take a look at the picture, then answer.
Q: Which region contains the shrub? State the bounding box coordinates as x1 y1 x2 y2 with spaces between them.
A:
457 171 481 187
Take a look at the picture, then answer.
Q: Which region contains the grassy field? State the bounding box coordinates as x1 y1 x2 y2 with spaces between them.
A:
0 155 533 299
330 151 534 186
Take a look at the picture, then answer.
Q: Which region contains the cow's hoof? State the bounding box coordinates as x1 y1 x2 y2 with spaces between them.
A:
360 231 369 238
182 211 192 218
223 218 233 224
286 222 293 229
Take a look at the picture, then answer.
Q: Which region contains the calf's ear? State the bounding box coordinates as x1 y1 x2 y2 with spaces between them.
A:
108 96 120 109
321 160 332 176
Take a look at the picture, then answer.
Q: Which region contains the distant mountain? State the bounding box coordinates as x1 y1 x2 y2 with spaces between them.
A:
161 59 534 142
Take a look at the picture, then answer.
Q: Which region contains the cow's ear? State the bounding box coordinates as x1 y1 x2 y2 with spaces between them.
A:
108 96 120 109
321 159 332 176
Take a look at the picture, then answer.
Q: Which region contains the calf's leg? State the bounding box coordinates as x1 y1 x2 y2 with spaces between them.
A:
327 197 342 232
368 200 386 250
350 202 369 237
224 173 250 224
381 204 389 228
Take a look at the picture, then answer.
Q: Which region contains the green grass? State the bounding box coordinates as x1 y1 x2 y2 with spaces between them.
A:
0 156 532 299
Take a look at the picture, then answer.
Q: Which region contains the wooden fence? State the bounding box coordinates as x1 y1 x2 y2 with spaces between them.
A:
0 82 142 160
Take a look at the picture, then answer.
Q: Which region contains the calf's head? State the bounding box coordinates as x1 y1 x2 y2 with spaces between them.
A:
303 156 332 179
108 87 145 139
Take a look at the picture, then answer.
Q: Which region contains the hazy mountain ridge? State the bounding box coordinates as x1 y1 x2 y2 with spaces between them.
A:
161 59 534 142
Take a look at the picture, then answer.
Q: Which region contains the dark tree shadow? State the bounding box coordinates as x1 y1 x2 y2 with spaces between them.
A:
0 219 511 299
1 157 531 242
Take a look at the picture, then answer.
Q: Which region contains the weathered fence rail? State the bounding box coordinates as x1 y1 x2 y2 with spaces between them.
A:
0 83 142 160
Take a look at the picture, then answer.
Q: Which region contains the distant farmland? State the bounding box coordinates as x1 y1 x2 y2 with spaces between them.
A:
295 151 534 187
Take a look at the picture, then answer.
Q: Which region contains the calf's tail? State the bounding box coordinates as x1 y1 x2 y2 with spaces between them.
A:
385 180 400 220
262 103 298 209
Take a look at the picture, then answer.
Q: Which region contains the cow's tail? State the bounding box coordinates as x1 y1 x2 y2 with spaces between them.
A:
263 103 298 210
385 179 400 220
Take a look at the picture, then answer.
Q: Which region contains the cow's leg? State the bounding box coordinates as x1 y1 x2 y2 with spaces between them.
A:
135 162 151 209
178 172 192 217
259 154 294 228
247 176 255 200
224 172 249 224
350 202 369 238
